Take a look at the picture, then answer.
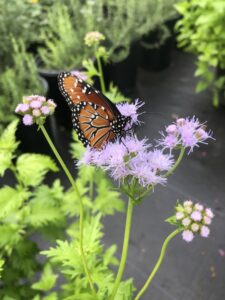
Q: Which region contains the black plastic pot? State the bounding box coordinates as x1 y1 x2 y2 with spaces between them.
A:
140 19 177 71
103 43 140 98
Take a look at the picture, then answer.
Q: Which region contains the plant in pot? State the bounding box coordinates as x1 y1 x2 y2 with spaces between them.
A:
0 0 46 69
139 0 181 71
0 38 50 153
175 0 225 107
71 0 143 96
37 2 93 129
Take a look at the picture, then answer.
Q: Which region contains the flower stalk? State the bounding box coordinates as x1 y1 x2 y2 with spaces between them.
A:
39 125 96 295
164 147 185 177
96 52 106 94
134 229 182 300
110 197 134 300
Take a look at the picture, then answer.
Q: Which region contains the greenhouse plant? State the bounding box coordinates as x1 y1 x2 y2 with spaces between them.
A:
0 39 46 134
175 0 225 107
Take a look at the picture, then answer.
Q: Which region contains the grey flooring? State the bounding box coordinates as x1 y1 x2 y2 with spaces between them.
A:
103 51 225 300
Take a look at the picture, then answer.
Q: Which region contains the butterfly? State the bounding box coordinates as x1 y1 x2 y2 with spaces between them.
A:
58 72 131 149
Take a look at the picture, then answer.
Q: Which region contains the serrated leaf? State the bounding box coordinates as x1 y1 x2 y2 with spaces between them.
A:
16 154 58 187
0 119 19 153
43 293 58 300
103 245 118 266
0 120 19 176
0 186 30 219
32 264 58 292
0 224 24 248
94 179 124 215
115 279 135 300
25 183 65 227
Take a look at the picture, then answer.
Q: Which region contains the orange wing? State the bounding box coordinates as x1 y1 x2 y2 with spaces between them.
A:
72 102 116 149
58 72 121 116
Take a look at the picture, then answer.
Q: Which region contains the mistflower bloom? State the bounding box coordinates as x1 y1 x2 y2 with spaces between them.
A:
15 95 56 126
158 116 213 153
79 134 174 189
116 99 144 127
182 230 194 242
23 114 33 126
84 31 105 47
174 200 214 242
71 70 87 81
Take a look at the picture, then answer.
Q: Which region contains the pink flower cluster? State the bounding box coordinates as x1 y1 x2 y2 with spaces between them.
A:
175 200 214 242
15 95 56 126
158 117 213 153
80 135 174 188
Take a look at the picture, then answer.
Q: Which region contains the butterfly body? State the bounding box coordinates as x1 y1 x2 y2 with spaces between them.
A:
58 72 130 148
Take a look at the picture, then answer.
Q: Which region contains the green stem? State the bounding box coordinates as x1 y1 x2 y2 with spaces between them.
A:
96 53 106 94
110 197 134 300
134 229 182 300
164 147 185 178
40 125 96 295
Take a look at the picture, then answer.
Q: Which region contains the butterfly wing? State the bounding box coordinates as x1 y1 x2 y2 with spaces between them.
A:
58 72 130 149
72 102 116 148
58 72 121 117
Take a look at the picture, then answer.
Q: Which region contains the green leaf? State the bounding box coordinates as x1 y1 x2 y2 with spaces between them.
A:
0 186 30 219
0 259 4 278
105 83 131 104
0 224 24 249
0 119 19 176
196 81 209 93
25 181 65 227
94 178 125 215
103 245 119 266
165 215 179 226
115 279 135 300
70 131 85 160
32 264 58 292
16 154 58 187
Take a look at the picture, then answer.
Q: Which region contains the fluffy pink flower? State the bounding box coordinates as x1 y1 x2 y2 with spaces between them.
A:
194 203 204 211
182 217 191 226
166 124 177 134
116 99 144 126
191 211 202 221
200 226 210 238
30 100 42 109
176 212 184 220
158 116 213 152
71 70 87 81
15 95 57 126
203 216 212 225
205 208 214 218
23 114 33 126
41 106 50 115
191 223 199 232
182 230 194 242
32 109 41 117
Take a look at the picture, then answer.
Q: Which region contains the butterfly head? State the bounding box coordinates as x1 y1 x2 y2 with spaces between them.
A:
111 115 132 134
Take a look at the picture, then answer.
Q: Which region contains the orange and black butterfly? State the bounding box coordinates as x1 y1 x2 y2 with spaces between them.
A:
58 72 131 149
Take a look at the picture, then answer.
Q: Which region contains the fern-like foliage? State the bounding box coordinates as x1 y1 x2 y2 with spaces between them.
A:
38 2 91 70
0 39 44 133
0 120 133 299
